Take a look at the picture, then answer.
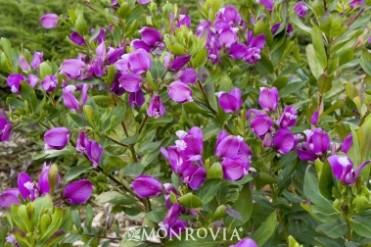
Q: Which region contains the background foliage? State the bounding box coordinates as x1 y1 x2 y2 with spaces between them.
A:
0 0 371 246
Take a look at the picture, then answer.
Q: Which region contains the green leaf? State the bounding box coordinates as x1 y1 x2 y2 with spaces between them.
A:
311 26 327 70
279 81 305 98
350 215 371 238
39 61 52 79
360 48 371 75
288 235 303 247
317 74 332 93
207 162 223 179
20 82 38 112
178 193 203 209
306 44 324 79
316 217 347 238
303 169 336 214
319 161 334 200
232 186 253 223
252 211 277 246
96 191 136 205
197 179 222 205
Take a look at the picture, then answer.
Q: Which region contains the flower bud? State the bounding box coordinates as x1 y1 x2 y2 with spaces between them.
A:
39 13 59 29
63 179 94 205
44 127 70 150
132 175 163 198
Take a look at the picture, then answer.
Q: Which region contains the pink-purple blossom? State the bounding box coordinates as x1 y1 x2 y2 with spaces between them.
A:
63 179 94 205
39 13 59 29
44 127 70 150
132 175 163 198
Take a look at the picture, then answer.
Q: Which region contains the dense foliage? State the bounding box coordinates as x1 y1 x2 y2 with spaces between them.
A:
0 0 371 246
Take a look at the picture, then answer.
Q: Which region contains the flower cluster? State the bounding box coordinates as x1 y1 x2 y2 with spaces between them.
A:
247 87 298 154
196 6 266 64
43 127 103 166
161 127 206 190
0 163 93 207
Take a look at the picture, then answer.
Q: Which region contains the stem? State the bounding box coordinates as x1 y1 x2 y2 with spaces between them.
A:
197 80 217 115
96 166 150 211
138 115 148 135
360 104 371 126
82 233 122 242
105 135 130 147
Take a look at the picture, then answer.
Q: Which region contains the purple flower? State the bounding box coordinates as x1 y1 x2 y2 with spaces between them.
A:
110 74 126 96
115 55 129 72
179 68 198 84
161 127 206 188
230 238 258 247
18 55 30 72
60 59 86 79
176 15 191 28
137 0 150 4
273 128 296 154
229 32 266 63
62 84 88 111
259 87 279 111
76 131 89 152
132 175 163 198
133 27 163 51
272 23 294 36
218 28 238 48
39 13 59 29
328 155 370 185
168 81 193 103
257 0 274 11
216 88 242 113
118 72 142 92
249 112 273 137
63 179 93 205
0 111 12 142
70 32 86 46
294 2 308 17
96 42 106 58
128 49 152 74
196 21 212 36
107 47 124 65
44 127 70 150
0 189 20 208
6 235 19 247
92 28 106 44
41 75 58 92
28 74 39 88
341 134 353 153
147 94 166 118
297 128 331 161
181 164 206 190
277 106 297 128
215 132 252 181
129 90 145 108
159 203 183 231
31 52 43 69
7 74 26 94
216 5 242 26
38 163 53 195
92 58 104 77
17 172 38 201
181 127 204 159
169 54 191 72
86 140 103 167
311 110 319 125
350 0 363 8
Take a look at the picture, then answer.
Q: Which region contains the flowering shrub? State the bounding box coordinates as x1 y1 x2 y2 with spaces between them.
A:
0 0 371 246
